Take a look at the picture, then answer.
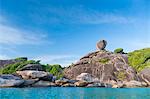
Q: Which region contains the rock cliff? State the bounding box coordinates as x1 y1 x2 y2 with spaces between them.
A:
64 50 138 83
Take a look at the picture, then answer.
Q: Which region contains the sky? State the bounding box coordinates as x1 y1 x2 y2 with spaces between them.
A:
0 0 150 66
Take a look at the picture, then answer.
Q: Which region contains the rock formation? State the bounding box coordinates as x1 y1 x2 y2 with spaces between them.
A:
64 50 138 84
0 74 24 87
96 40 107 50
0 57 27 68
139 68 150 86
19 64 44 71
64 40 139 85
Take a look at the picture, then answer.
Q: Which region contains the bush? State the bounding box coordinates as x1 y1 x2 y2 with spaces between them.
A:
128 48 150 72
114 48 124 54
43 64 64 79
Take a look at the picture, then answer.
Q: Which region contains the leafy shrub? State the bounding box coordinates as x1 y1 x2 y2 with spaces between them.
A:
114 48 123 54
43 64 64 79
128 48 150 72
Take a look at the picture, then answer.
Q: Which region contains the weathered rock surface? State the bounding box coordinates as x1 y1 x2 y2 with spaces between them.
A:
87 82 112 88
139 68 150 86
16 70 50 79
76 73 99 82
75 81 90 87
32 81 56 87
39 74 53 81
62 83 75 87
22 79 39 87
123 80 147 88
0 57 27 68
0 74 24 87
19 64 44 71
64 50 138 84
96 40 107 50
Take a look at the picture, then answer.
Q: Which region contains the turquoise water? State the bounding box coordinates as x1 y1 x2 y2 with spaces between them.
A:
0 87 150 99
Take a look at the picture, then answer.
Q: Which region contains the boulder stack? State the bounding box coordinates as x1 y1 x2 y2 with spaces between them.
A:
96 40 107 50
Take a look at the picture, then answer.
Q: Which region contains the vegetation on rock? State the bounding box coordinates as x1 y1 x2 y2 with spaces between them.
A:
0 59 63 79
128 48 150 72
114 48 124 54
99 58 110 64
42 64 64 79
116 71 126 81
0 60 39 74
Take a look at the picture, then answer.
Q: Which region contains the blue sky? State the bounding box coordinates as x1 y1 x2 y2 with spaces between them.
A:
0 0 149 66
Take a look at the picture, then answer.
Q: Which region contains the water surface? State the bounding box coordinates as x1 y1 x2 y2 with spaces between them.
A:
0 87 150 99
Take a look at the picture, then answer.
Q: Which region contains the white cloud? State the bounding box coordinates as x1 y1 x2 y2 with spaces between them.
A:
34 55 80 67
0 24 49 45
28 6 135 25
43 6 135 24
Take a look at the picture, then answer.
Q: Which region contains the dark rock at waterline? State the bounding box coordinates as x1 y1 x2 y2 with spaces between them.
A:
39 74 54 81
0 74 24 87
31 81 56 87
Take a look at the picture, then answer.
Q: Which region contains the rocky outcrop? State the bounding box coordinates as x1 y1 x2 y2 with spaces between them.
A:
0 74 24 87
32 81 56 87
16 70 50 79
76 73 99 82
96 40 107 50
64 50 138 84
139 68 150 86
123 80 147 88
19 64 44 71
74 81 90 87
0 57 27 68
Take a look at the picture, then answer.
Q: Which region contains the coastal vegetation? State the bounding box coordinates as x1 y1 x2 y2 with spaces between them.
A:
0 58 64 79
128 48 150 72
43 64 64 79
0 48 150 75
0 60 40 74
0 44 150 88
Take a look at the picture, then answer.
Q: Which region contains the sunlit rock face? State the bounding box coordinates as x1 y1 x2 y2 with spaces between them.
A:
64 50 138 83
96 40 107 50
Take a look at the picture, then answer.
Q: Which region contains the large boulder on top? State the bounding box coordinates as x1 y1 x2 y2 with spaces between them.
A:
96 40 107 50
19 64 44 71
64 50 138 84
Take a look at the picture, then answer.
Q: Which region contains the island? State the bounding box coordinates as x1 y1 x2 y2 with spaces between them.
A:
0 40 150 88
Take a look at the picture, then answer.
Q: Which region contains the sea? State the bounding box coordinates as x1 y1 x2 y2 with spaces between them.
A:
0 87 150 99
